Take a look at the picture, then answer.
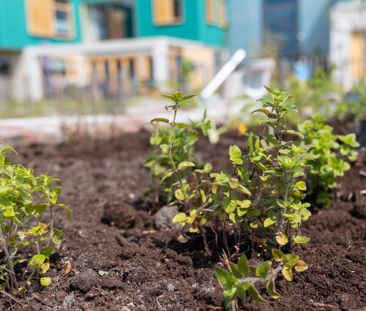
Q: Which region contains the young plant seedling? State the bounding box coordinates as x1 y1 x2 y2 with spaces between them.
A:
299 114 359 206
0 145 71 293
145 92 210 204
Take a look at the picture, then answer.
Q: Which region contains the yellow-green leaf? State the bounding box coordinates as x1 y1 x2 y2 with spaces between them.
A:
175 189 185 201
41 262 50 274
282 266 293 281
294 260 308 273
229 145 243 165
272 249 284 262
292 235 310 244
266 280 280 299
295 181 306 191
263 217 276 228
177 234 189 243
150 118 169 124
172 212 187 224
276 232 288 246
40 276 52 287
178 161 195 170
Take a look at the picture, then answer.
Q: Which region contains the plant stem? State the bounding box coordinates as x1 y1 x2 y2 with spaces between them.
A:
0 225 18 292
48 205 54 247
168 107 183 187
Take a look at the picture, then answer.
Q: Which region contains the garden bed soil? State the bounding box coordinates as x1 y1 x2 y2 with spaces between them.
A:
1 130 366 311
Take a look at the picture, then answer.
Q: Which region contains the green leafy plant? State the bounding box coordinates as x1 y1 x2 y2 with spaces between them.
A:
299 114 359 206
173 88 312 252
215 255 280 308
215 250 308 308
145 92 210 204
0 145 71 293
147 89 311 307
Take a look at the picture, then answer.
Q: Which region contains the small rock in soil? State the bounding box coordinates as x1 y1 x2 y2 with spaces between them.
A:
62 293 75 309
351 203 366 219
101 201 137 229
166 283 176 292
154 205 180 230
70 268 100 292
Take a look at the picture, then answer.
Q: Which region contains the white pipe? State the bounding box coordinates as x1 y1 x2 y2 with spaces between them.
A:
200 49 246 100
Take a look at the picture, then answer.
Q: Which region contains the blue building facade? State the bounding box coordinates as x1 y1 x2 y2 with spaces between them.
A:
228 0 349 57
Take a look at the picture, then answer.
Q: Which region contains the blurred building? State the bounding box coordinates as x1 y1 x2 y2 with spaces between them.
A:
0 0 227 100
228 0 348 59
330 0 366 89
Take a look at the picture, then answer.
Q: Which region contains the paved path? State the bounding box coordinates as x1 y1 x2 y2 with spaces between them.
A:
0 98 246 145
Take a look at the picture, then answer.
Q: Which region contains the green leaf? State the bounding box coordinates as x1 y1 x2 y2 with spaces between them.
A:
295 181 306 191
237 256 249 276
272 249 284 262
214 268 235 288
229 145 243 165
294 260 308 273
275 232 288 246
29 254 47 269
51 228 65 245
282 130 304 139
172 212 187 224
247 284 266 303
177 161 195 170
40 276 52 287
174 189 185 201
252 108 271 116
150 118 169 124
266 280 280 299
283 254 299 268
177 234 189 243
282 266 293 281
228 263 242 278
175 123 194 131
182 94 196 101
98 270 109 277
237 185 251 196
256 261 272 280
263 217 276 228
292 236 310 244
40 247 53 257
59 204 73 220
339 133 359 148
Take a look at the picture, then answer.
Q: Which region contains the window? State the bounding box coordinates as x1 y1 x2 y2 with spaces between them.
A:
153 0 183 25
263 0 298 56
0 58 11 76
206 0 226 27
54 0 72 37
26 0 73 38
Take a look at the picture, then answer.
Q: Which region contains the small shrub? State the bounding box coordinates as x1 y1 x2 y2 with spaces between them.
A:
299 114 359 206
149 89 310 307
149 88 359 308
0 145 71 293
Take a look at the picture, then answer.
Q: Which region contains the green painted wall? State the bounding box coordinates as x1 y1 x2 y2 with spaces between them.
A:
136 0 226 47
197 0 227 47
0 0 80 50
0 0 226 50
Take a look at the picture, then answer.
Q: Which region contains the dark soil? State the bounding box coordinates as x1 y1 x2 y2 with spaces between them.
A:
1 130 366 311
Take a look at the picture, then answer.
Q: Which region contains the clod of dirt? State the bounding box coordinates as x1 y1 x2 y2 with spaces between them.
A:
154 205 180 230
351 203 366 219
102 202 138 229
70 268 100 293
101 275 123 289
